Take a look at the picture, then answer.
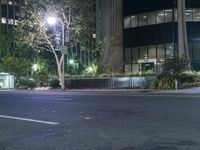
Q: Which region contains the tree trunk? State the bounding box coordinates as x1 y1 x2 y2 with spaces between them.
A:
53 51 65 90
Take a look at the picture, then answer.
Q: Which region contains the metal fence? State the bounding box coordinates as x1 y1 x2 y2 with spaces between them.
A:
0 73 15 89
65 77 156 89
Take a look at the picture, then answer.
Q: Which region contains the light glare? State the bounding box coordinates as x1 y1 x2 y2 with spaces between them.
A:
47 16 57 25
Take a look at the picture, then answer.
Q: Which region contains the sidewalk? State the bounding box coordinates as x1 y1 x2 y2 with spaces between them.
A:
47 87 200 94
1 87 200 94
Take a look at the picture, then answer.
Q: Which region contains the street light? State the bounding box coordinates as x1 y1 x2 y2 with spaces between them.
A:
46 16 68 90
46 17 57 25
69 59 75 65
32 64 38 72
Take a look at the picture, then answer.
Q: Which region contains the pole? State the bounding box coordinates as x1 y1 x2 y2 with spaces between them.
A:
61 22 65 90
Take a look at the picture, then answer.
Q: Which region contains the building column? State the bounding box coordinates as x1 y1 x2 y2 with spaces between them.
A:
177 0 190 62
96 0 123 74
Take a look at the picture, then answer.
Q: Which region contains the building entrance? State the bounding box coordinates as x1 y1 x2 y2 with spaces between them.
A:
141 63 154 72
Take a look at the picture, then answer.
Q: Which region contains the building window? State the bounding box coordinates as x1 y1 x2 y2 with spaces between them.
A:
174 9 178 22
148 45 156 59
166 43 174 58
132 64 139 73
140 46 148 59
193 43 200 60
8 1 13 5
124 17 131 29
188 43 193 59
147 11 156 25
139 13 147 27
157 44 165 60
132 47 139 63
165 9 173 22
8 19 14 25
125 48 131 63
156 10 165 24
193 9 200 21
125 65 132 73
1 18 7 24
185 9 193 21
131 15 138 28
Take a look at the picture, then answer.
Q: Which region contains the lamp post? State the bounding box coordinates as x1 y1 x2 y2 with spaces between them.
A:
47 16 69 90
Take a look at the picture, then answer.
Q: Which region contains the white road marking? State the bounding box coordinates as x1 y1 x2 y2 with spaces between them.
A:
0 115 59 125
24 97 72 101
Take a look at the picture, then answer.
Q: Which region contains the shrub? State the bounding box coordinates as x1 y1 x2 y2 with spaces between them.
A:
49 79 60 88
150 78 175 90
150 79 159 89
17 79 36 89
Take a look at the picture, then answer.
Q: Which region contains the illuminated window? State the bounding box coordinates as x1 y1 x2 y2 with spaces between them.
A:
8 19 14 25
165 9 173 22
193 9 200 22
156 10 165 24
14 20 19 25
139 13 147 26
131 15 138 28
2 18 7 24
124 17 131 29
166 43 174 58
9 1 13 5
185 9 193 21
147 12 155 25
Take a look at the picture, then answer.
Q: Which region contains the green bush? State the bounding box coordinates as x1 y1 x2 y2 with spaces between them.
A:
150 78 175 90
150 79 159 89
49 79 60 88
178 73 196 83
17 79 36 89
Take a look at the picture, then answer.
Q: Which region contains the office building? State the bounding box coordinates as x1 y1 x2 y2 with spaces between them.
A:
96 0 200 73
123 0 200 73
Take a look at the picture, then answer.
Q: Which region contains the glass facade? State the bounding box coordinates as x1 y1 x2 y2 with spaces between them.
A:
124 43 175 72
124 9 174 28
124 8 200 29
123 0 200 73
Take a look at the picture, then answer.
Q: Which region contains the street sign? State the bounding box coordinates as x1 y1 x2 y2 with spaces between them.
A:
60 46 68 54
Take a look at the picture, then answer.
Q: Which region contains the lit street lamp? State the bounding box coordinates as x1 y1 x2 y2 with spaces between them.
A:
32 64 38 72
46 16 69 90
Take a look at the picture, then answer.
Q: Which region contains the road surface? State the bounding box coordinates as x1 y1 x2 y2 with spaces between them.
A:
0 90 200 150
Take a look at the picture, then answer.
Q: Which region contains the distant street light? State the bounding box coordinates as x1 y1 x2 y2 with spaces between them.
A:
32 64 38 72
69 59 75 65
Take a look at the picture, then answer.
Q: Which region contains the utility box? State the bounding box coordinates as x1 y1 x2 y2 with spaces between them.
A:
0 73 15 89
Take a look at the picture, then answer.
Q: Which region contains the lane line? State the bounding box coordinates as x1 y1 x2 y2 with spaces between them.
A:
0 115 59 125
24 97 72 101
135 94 200 98
113 93 200 98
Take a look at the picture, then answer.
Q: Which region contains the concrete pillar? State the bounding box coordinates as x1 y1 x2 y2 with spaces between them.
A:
177 0 190 62
96 0 123 74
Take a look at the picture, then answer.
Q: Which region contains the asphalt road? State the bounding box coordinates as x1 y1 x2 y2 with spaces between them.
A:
0 90 200 150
